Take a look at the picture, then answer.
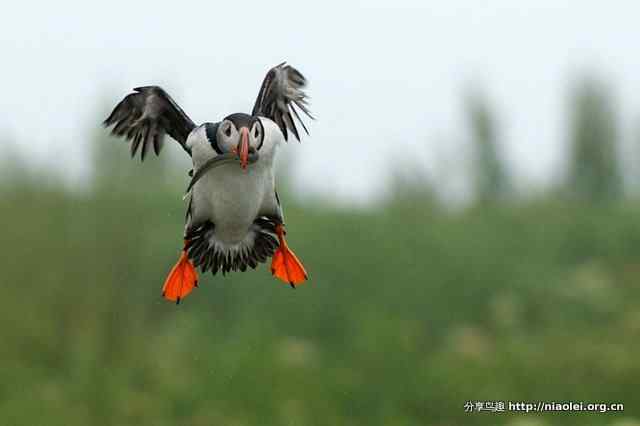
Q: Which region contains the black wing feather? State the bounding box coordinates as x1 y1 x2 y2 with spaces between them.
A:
251 62 313 142
103 86 196 160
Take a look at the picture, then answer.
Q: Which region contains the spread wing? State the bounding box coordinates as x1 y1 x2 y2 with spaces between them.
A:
103 86 196 160
251 62 313 142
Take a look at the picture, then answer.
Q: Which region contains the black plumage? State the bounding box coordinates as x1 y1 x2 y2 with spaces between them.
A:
103 86 196 160
185 219 279 276
251 62 313 142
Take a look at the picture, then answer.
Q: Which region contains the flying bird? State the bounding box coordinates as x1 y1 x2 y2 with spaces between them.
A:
104 63 312 303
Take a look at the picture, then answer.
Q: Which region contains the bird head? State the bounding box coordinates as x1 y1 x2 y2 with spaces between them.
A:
215 113 264 170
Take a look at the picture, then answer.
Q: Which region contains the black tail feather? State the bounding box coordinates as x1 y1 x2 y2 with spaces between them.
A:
185 218 279 276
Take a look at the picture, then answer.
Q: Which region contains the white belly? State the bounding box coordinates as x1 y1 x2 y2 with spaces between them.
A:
191 162 268 244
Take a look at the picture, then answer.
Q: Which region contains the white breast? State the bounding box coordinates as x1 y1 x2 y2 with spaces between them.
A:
192 161 271 243
186 119 282 245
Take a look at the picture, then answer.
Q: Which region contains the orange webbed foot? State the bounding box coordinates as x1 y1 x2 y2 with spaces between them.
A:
162 244 198 304
271 224 308 288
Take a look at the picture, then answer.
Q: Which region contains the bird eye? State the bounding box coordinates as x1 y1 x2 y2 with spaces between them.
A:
224 124 232 137
254 127 260 138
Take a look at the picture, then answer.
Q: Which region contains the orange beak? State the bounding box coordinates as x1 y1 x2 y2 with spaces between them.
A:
238 127 249 170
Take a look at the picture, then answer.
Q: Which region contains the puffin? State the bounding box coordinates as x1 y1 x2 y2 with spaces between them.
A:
103 62 312 303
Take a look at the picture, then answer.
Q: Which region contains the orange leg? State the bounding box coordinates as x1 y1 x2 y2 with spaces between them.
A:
271 224 308 288
162 240 198 304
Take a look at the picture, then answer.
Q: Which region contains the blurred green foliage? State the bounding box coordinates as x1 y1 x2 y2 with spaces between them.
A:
467 89 511 204
566 77 623 202
1 91 639 425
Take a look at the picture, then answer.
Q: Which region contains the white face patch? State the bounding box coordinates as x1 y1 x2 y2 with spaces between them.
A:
256 117 284 157
249 121 263 151
216 119 240 153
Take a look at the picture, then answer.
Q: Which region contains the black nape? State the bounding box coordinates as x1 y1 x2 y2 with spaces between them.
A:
204 122 223 154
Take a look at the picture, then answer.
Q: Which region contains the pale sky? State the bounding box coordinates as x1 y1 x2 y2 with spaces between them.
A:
1 1 639 204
